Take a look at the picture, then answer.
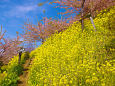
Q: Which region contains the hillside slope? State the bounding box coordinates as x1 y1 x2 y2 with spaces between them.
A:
28 6 115 86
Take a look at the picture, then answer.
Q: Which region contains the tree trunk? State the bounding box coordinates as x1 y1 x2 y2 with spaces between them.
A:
34 40 37 48
81 0 85 31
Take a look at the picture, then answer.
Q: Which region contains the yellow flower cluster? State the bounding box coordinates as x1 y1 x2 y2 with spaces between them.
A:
0 52 29 86
28 6 115 86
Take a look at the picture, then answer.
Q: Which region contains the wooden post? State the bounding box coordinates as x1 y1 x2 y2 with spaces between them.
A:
90 16 96 31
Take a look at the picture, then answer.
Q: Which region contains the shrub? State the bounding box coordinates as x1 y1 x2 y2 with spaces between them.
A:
0 52 30 86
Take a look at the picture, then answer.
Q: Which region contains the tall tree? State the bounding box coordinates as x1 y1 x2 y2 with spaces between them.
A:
53 0 115 30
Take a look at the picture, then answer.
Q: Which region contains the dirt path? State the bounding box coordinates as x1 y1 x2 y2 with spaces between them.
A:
17 59 32 86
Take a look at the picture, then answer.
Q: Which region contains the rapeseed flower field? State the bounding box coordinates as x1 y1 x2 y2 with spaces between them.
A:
28 6 115 86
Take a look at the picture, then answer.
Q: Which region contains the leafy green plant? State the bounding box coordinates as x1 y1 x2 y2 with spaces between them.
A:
21 51 30 64
0 52 30 86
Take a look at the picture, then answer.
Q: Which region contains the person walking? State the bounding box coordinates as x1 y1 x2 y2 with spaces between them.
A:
18 47 25 64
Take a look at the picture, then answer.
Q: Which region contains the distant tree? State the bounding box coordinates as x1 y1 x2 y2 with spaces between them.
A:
22 17 69 44
0 25 22 64
0 24 6 64
22 19 47 44
0 25 6 41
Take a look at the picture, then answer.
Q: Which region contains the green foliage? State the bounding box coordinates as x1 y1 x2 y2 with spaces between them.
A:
0 52 30 86
0 71 19 86
0 65 7 72
28 6 115 86
21 51 30 64
0 56 20 86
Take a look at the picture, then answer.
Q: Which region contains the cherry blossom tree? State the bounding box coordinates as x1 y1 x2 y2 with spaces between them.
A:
0 25 22 64
53 0 115 30
22 17 69 44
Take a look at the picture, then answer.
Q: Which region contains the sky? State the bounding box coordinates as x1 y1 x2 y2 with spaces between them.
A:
0 0 64 39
